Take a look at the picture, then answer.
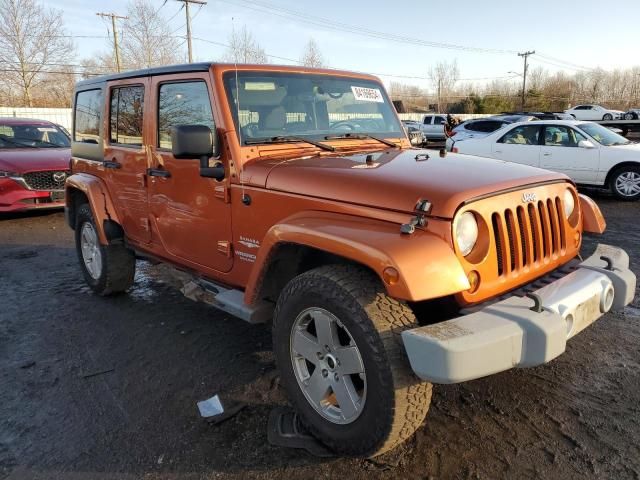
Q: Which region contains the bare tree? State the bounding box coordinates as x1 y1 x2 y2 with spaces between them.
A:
224 25 268 64
0 0 75 107
428 60 459 112
120 0 184 70
300 38 325 68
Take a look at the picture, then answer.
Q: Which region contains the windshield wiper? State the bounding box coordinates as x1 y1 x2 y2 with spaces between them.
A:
324 133 399 148
244 135 335 152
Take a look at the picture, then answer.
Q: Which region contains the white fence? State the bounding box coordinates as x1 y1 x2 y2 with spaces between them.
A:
0 108 493 132
398 113 492 122
0 107 72 130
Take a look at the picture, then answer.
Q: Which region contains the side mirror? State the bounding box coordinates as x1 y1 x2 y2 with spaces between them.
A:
170 125 224 180
578 139 596 149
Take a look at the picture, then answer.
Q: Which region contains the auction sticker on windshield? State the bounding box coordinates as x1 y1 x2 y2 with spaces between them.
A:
351 86 384 103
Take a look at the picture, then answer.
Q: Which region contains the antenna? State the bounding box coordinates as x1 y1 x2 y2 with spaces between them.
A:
232 17 248 204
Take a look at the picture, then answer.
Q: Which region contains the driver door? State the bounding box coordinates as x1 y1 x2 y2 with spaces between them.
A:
539 125 600 183
147 74 233 273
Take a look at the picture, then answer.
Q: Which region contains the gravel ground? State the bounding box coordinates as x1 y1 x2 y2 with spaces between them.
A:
1 191 639 480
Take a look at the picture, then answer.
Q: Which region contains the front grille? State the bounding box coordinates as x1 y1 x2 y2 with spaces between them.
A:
490 196 566 277
22 170 69 191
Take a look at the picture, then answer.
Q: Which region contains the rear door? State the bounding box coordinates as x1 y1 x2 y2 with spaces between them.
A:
147 73 233 273
539 125 599 183
491 124 542 167
104 78 151 243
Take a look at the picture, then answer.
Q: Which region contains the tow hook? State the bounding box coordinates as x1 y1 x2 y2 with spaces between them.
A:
600 255 614 271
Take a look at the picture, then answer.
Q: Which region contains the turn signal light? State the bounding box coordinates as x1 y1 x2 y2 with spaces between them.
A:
382 267 400 286
467 270 480 293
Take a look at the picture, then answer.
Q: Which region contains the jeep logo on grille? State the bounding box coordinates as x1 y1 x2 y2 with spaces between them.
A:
522 192 537 203
52 171 67 183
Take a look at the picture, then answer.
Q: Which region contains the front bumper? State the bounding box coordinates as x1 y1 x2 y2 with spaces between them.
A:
402 244 636 384
0 177 64 212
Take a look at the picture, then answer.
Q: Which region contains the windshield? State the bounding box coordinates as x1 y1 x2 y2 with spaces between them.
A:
578 122 630 146
0 122 70 149
223 71 404 144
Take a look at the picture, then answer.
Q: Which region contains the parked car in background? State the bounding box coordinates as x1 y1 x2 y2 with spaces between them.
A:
448 120 640 200
421 114 447 140
623 108 640 120
565 104 624 121
445 114 537 151
401 120 427 146
0 118 71 212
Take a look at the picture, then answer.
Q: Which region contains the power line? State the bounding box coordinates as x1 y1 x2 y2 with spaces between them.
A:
218 0 519 55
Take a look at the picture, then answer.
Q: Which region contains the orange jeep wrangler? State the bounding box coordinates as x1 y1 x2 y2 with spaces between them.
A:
66 63 636 457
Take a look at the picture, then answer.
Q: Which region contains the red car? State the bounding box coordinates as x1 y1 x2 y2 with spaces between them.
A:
0 117 71 212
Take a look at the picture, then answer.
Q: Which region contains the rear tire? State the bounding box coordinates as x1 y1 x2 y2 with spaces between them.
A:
609 165 640 201
273 264 432 457
623 113 634 120
75 203 136 295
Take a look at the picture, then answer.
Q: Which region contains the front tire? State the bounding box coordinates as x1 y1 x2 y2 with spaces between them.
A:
623 113 635 120
273 264 432 457
75 203 136 295
603 113 613 120
610 166 640 201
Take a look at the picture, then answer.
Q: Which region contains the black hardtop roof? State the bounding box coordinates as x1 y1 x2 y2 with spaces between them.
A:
75 62 213 88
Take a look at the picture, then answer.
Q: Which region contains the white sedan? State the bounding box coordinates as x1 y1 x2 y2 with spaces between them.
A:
449 120 640 200
565 104 624 121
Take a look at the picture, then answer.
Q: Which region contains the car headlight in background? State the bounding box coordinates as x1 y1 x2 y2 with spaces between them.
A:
0 171 19 178
454 211 479 256
563 189 575 218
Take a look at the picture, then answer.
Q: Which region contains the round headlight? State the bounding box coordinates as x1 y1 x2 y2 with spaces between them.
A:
454 211 479 256
563 189 575 218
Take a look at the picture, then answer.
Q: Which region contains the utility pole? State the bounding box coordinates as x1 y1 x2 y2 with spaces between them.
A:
518 50 535 111
437 78 442 113
175 0 207 63
96 12 128 73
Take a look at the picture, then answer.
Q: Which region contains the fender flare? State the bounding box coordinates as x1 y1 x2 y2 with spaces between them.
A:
244 211 470 305
65 173 121 245
579 193 606 234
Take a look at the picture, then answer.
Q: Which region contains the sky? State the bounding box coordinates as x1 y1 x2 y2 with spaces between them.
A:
48 0 640 91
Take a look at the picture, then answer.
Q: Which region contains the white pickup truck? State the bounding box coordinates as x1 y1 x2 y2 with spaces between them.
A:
420 114 447 140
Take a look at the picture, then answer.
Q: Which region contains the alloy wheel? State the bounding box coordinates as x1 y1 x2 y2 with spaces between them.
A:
80 222 102 279
290 307 366 424
614 171 640 197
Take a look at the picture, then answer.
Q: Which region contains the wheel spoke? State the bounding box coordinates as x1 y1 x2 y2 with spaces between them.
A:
306 368 331 404
336 345 364 375
332 375 359 420
313 310 338 349
292 329 320 363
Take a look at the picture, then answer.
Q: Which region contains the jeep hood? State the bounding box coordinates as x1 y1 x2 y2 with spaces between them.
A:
245 149 568 218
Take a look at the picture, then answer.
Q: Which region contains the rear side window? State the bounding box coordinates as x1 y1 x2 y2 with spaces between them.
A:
158 81 215 149
74 89 103 143
110 85 144 146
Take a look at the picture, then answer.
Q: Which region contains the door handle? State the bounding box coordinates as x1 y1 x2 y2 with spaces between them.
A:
103 160 121 169
543 153 552 156
147 168 171 178
494 150 502 154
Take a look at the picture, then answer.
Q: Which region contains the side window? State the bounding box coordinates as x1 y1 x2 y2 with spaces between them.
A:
435 116 446 125
468 121 501 132
74 89 103 143
423 115 432 124
109 85 144 146
158 81 215 149
499 125 540 145
544 126 584 147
